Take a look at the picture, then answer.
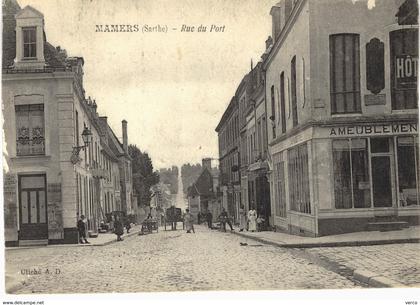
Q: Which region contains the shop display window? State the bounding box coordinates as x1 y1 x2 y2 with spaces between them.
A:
397 136 419 206
333 138 371 209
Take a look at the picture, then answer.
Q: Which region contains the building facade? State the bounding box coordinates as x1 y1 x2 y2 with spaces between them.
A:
265 0 419 236
2 1 134 245
216 97 240 222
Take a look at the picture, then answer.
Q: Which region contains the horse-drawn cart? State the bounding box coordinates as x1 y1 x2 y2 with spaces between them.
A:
140 218 158 235
164 206 184 231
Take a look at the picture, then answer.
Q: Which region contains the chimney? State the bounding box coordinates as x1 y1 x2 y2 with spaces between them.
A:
265 36 273 50
270 3 282 42
122 120 128 153
202 158 212 171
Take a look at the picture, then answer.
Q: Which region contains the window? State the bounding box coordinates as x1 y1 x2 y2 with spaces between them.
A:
390 29 418 110
270 85 276 138
332 139 371 209
274 153 286 218
288 143 311 214
280 72 287 133
329 34 361 114
397 136 419 206
15 104 45 156
291 56 298 126
23 27 37 58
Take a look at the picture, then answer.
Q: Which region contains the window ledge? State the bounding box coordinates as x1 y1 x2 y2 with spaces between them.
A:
331 113 363 118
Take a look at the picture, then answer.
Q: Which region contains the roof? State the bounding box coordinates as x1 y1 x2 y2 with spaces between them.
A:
215 95 239 132
2 1 67 69
188 168 214 197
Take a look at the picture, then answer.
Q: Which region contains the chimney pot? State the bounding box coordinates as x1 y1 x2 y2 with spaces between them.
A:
122 120 128 153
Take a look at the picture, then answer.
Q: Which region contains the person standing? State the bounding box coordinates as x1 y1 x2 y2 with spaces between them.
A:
206 210 213 229
219 208 234 232
114 215 124 241
184 208 195 233
77 215 89 244
248 209 257 232
239 205 247 232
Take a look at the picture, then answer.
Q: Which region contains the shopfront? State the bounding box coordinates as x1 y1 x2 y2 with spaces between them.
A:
315 120 419 235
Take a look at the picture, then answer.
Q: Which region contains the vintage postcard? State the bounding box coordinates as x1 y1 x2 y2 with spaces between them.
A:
1 0 419 304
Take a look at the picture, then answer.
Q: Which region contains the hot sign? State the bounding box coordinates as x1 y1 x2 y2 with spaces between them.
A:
395 55 418 89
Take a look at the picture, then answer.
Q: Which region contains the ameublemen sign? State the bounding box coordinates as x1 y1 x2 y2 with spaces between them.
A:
330 122 417 136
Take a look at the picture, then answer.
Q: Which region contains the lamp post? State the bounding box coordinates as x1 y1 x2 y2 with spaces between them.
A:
71 124 92 164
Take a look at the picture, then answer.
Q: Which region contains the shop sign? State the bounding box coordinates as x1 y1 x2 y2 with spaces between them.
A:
329 122 417 137
395 55 418 89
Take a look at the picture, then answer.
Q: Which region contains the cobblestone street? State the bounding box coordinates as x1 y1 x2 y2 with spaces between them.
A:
6 226 360 293
307 243 420 287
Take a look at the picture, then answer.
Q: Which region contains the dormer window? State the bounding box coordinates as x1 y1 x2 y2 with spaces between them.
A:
14 5 45 69
23 27 37 58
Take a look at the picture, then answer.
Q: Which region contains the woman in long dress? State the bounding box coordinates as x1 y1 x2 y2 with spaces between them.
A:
239 205 247 232
248 209 257 232
184 209 195 233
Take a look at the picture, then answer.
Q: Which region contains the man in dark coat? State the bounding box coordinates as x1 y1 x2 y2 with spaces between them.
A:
114 215 124 241
206 211 213 229
77 215 89 244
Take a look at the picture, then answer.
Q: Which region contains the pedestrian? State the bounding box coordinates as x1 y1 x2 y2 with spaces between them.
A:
114 215 124 241
184 208 195 233
197 212 202 224
248 209 257 232
77 215 89 244
219 208 234 232
124 217 131 234
239 204 247 232
206 210 213 229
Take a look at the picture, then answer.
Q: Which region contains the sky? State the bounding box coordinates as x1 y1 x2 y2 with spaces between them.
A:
17 0 275 169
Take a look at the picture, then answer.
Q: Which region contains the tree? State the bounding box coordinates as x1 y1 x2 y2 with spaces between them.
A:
128 144 160 207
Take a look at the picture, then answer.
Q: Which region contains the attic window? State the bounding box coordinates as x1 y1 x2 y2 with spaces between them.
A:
23 27 37 58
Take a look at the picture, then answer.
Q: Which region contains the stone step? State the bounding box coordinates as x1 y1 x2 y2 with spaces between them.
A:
366 221 409 232
19 239 48 247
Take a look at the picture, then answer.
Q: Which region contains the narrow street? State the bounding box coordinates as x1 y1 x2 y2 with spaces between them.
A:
6 226 359 293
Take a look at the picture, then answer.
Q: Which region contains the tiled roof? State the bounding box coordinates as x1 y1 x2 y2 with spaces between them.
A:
2 0 66 69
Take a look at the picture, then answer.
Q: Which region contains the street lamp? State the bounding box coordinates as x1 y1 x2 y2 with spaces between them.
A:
71 124 92 164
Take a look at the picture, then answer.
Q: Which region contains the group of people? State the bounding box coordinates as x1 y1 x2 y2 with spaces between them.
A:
77 214 129 244
239 205 258 232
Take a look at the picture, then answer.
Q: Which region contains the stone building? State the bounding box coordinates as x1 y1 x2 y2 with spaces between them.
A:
264 0 418 236
215 97 240 222
2 1 133 245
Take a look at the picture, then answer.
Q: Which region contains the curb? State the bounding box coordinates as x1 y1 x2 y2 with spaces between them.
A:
353 269 405 288
232 231 420 248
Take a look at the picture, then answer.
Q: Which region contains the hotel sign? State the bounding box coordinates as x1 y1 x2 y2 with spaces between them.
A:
329 123 418 137
395 55 418 89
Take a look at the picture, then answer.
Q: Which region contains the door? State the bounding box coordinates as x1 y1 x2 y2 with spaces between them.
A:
371 156 393 207
18 175 48 240
370 137 394 208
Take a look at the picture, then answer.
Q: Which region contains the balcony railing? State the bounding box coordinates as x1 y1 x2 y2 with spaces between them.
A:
16 138 45 156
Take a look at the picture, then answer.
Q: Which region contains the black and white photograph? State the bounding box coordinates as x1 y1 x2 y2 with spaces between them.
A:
1 0 419 304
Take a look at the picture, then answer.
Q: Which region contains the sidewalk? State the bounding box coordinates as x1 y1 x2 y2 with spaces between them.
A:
232 226 420 288
232 225 420 248
5 224 143 250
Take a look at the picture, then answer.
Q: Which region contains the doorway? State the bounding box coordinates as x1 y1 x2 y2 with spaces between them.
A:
18 174 48 240
370 138 395 208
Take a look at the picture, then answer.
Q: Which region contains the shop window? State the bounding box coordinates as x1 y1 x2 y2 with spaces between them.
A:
390 29 418 110
366 38 385 95
329 34 361 114
397 136 419 206
333 139 371 209
274 159 286 218
370 137 390 153
287 143 311 214
15 104 45 156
